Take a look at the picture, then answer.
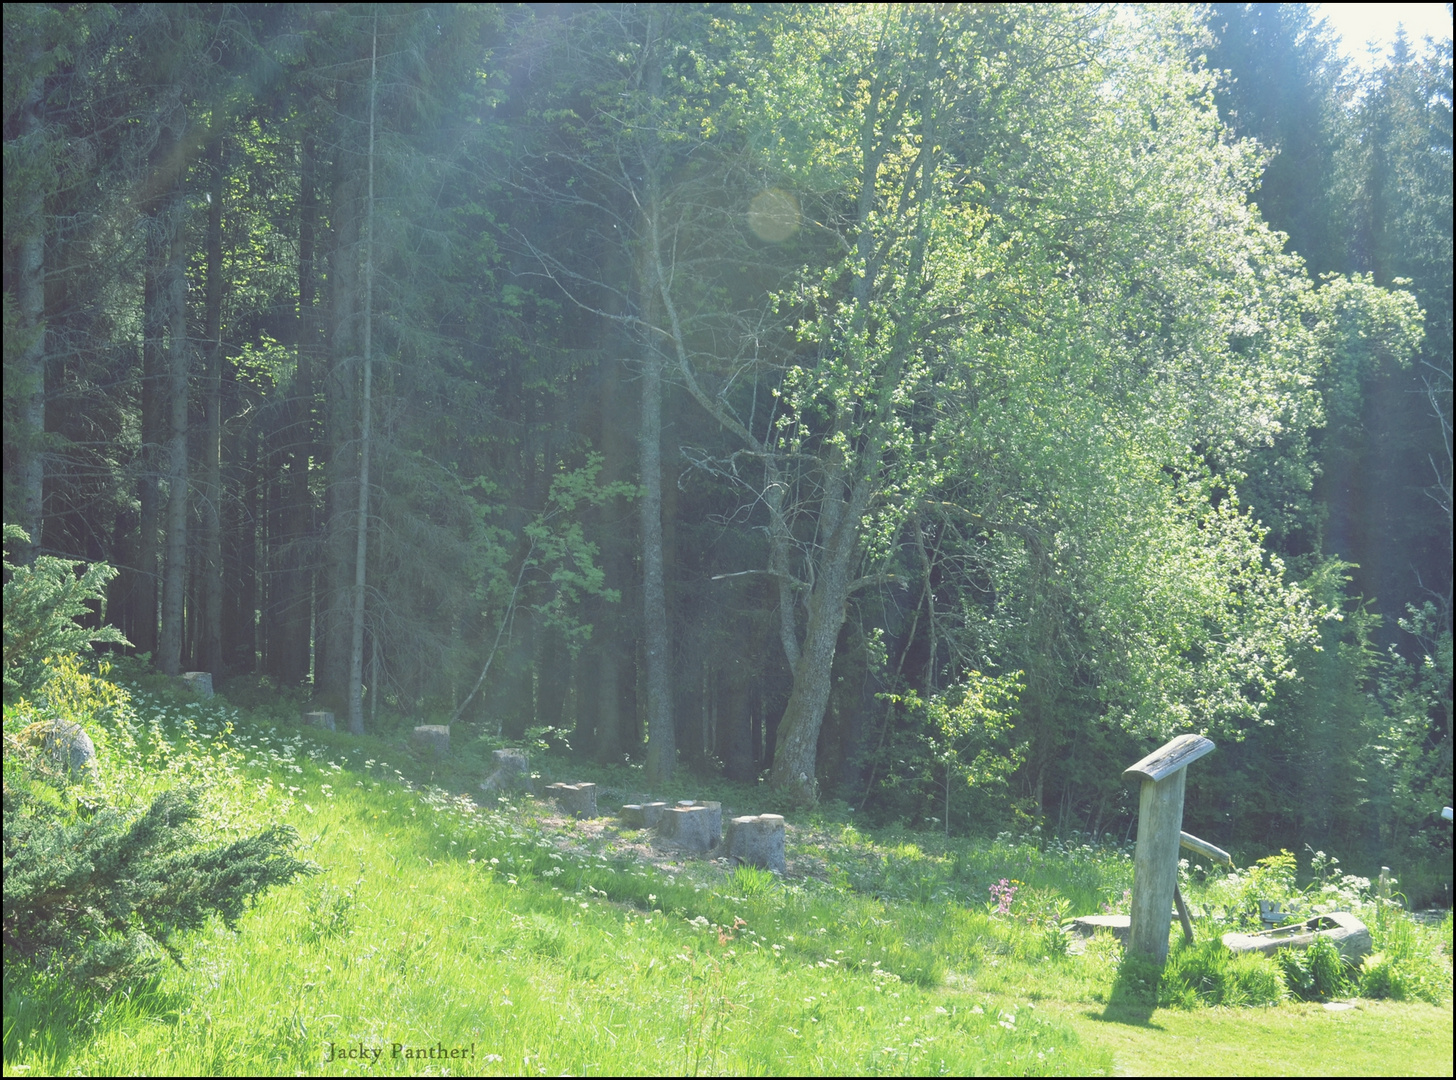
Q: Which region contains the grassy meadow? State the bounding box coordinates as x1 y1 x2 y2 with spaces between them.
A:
3 666 1452 1077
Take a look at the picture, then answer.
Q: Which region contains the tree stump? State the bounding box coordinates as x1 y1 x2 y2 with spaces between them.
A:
656 801 722 852
620 802 668 828
410 724 450 756
181 671 214 698
725 814 785 874
547 782 598 817
303 711 336 732
481 749 532 795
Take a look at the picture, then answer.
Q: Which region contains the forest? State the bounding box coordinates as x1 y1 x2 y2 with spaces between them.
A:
3 2 1452 900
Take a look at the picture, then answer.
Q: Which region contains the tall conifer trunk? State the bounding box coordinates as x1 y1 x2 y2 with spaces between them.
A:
200 138 225 675
15 48 46 560
347 18 378 734
638 10 674 784
152 105 190 677
275 134 318 687
594 353 631 763
157 183 189 676
320 147 360 701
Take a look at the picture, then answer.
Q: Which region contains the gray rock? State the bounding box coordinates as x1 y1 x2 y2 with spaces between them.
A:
21 718 98 782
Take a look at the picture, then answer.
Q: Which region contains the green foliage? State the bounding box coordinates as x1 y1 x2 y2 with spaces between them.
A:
877 671 1026 833
725 863 778 899
467 456 633 653
3 779 316 991
1159 940 1286 1009
2 525 127 701
1373 605 1454 898
1276 936 1352 1002
294 878 361 945
1357 907 1454 1004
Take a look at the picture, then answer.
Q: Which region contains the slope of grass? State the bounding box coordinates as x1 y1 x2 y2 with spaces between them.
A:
3 670 1451 1076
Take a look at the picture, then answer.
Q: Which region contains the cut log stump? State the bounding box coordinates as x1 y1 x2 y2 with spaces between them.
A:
547 782 598 818
620 802 668 828
303 711 336 731
181 671 214 698
480 749 533 796
656 801 722 852
724 814 785 874
410 724 450 756
1070 915 1131 947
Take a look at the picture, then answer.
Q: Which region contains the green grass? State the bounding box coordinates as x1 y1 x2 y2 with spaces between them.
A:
3 670 1451 1076
1042 998 1454 1078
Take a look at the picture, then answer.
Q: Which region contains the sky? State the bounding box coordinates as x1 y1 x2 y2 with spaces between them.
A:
1315 3 1452 67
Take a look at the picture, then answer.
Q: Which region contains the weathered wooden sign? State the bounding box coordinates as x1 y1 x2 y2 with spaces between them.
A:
1123 733 1215 965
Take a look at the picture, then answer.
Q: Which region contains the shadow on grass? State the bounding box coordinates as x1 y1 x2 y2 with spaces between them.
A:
1093 951 1165 1027
3 960 189 1074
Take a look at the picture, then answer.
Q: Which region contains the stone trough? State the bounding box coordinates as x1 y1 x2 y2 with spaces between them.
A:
1222 911 1371 963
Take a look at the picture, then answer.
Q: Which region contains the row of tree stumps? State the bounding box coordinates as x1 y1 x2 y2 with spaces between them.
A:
617 796 786 874
298 712 790 873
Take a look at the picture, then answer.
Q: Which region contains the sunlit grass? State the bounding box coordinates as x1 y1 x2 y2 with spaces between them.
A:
3 672 1450 1076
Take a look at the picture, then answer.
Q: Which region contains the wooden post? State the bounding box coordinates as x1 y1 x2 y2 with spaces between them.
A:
1123 734 1214 965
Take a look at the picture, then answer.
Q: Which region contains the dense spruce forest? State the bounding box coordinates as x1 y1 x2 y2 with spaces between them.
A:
3 3 1451 896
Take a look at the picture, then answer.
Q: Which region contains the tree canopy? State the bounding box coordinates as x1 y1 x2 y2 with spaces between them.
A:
3 2 1450 894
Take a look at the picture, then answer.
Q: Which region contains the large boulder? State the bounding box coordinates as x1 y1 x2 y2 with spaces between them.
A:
15 718 98 782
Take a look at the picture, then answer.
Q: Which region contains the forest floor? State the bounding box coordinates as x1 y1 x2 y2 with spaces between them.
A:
3 672 1452 1076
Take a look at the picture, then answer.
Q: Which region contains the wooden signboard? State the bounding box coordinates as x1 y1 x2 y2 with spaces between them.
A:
1123 734 1215 965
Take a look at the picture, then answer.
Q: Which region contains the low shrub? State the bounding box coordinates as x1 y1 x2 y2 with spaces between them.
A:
1277 936 1352 1001
1357 908 1453 1004
2 524 126 701
3 774 317 992
1160 940 1285 1008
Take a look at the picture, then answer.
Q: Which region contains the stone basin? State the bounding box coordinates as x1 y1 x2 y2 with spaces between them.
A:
1221 911 1370 963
